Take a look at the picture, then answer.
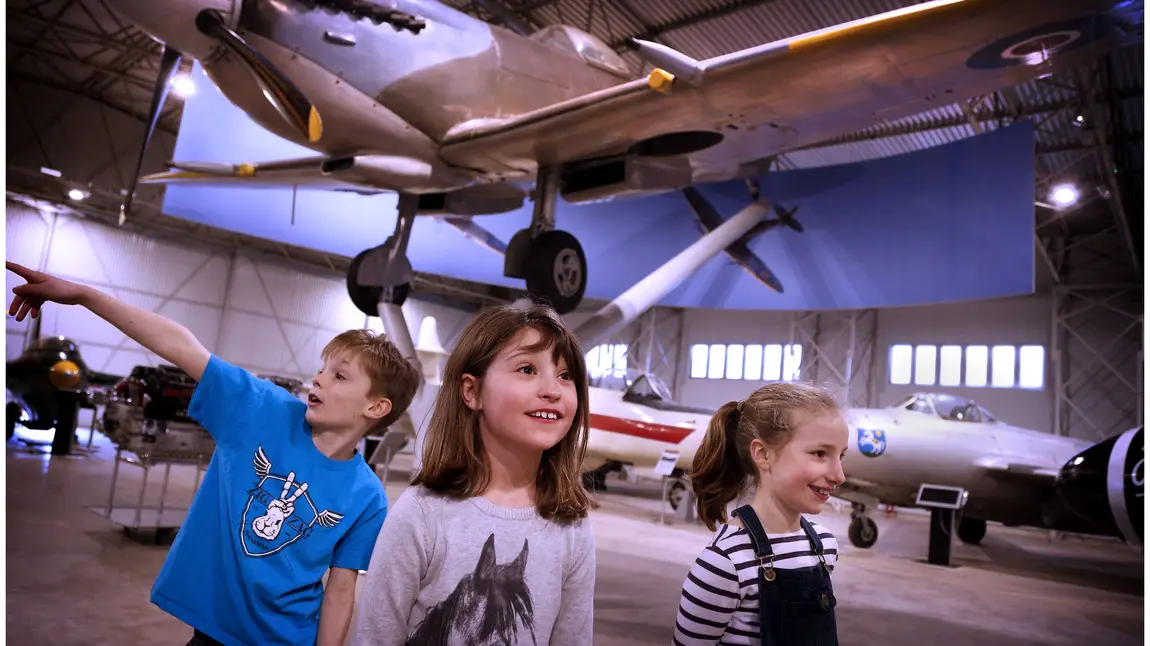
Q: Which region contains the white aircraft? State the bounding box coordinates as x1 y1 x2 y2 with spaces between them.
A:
525 381 1144 551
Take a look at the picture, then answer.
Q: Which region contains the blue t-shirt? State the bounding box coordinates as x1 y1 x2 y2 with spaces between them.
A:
151 355 387 645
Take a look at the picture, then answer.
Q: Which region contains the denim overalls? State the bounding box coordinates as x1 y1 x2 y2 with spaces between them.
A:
731 505 838 646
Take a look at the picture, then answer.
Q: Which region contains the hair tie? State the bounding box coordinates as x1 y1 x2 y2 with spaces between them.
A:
736 400 745 415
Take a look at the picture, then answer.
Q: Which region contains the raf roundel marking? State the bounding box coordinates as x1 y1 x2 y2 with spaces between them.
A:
966 15 1121 70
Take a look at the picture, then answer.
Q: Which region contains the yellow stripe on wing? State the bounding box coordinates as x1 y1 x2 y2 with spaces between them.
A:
790 0 968 50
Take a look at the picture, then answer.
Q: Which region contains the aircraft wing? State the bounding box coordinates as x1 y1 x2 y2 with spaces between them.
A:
722 240 785 293
137 156 376 191
439 0 1129 175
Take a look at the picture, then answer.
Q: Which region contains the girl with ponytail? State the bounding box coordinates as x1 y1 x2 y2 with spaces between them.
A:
673 382 848 646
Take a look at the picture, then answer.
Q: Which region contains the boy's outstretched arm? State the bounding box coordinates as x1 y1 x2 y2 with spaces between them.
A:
6 261 210 381
316 567 358 646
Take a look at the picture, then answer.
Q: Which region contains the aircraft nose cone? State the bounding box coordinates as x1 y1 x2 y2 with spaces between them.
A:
106 0 240 60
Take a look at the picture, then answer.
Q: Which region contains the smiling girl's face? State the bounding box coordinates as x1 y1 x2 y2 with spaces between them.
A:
461 326 579 456
758 412 849 516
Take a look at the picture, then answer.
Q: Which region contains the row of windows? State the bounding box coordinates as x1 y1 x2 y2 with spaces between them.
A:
587 343 628 379
889 344 1045 390
689 344 804 382
592 340 1046 391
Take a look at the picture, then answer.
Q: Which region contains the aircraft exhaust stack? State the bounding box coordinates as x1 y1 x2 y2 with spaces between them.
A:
574 200 770 347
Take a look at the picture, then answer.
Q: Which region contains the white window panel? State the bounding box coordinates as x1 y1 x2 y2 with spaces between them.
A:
890 345 913 385
586 345 602 377
939 345 962 386
992 345 1016 388
690 344 709 379
763 344 783 381
609 343 627 378
914 345 937 386
965 345 988 387
707 344 726 379
725 344 745 379
586 343 627 379
743 344 763 380
783 344 802 381
1018 345 1045 389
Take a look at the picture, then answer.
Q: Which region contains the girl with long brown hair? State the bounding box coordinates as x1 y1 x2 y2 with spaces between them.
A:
673 382 848 646
350 301 598 646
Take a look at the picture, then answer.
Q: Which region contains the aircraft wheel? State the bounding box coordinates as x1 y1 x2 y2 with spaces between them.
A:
346 248 409 316
6 402 18 440
958 517 987 545
668 478 687 511
524 230 586 315
848 516 879 548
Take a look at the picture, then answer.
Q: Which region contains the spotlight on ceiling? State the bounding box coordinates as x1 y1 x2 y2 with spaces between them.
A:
1051 184 1079 207
67 189 86 201
171 74 196 98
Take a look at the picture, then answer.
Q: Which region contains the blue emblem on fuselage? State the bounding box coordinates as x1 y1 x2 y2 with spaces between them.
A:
858 428 887 458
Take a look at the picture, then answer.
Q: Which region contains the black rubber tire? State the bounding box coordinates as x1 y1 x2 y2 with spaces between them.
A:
958 517 987 545
347 248 409 316
7 402 18 440
524 230 587 315
668 479 687 511
848 516 879 548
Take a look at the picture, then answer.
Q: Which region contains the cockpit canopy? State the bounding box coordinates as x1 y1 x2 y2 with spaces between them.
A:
624 373 675 402
622 373 713 414
889 392 1000 424
530 24 631 77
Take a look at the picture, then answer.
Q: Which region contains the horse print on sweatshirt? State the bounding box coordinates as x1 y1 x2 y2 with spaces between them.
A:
406 533 537 646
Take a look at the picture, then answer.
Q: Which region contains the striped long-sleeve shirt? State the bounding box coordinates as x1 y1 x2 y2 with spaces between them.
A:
672 520 839 645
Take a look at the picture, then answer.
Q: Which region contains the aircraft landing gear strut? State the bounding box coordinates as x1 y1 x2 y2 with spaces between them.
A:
504 166 587 314
347 194 418 314
848 503 879 548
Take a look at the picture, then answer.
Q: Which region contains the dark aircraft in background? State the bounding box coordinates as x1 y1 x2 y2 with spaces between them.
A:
6 336 121 453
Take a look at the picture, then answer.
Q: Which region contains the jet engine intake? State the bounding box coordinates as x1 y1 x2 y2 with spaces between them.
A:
1047 426 1143 546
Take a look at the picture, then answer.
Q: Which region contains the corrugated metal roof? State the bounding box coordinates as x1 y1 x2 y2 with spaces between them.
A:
657 0 926 59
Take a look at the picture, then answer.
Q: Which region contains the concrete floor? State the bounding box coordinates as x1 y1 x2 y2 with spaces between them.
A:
6 428 1145 645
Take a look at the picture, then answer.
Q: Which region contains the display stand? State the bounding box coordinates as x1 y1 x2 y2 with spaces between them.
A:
915 483 967 567
85 448 209 544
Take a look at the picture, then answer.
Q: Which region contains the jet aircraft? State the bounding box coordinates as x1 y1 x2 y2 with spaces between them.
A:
101 0 1137 314
583 388 1143 550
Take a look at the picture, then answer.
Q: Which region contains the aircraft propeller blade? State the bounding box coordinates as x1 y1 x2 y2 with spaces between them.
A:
119 45 183 226
194 10 323 145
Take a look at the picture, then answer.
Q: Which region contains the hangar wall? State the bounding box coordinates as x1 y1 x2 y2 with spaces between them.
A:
4 201 475 429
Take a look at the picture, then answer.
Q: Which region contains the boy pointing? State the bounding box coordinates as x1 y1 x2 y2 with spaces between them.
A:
7 261 420 646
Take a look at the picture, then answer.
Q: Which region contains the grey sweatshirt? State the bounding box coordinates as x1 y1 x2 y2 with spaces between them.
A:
349 484 596 646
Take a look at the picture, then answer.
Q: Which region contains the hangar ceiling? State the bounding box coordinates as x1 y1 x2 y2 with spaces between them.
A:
6 0 1144 302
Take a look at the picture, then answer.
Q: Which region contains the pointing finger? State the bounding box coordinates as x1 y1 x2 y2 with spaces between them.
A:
5 261 38 281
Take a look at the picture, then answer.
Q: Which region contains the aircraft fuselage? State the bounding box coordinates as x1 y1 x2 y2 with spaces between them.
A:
841 408 1091 528
117 0 629 192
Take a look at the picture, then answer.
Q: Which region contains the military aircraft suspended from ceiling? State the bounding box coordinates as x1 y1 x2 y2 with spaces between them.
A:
105 0 1139 314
